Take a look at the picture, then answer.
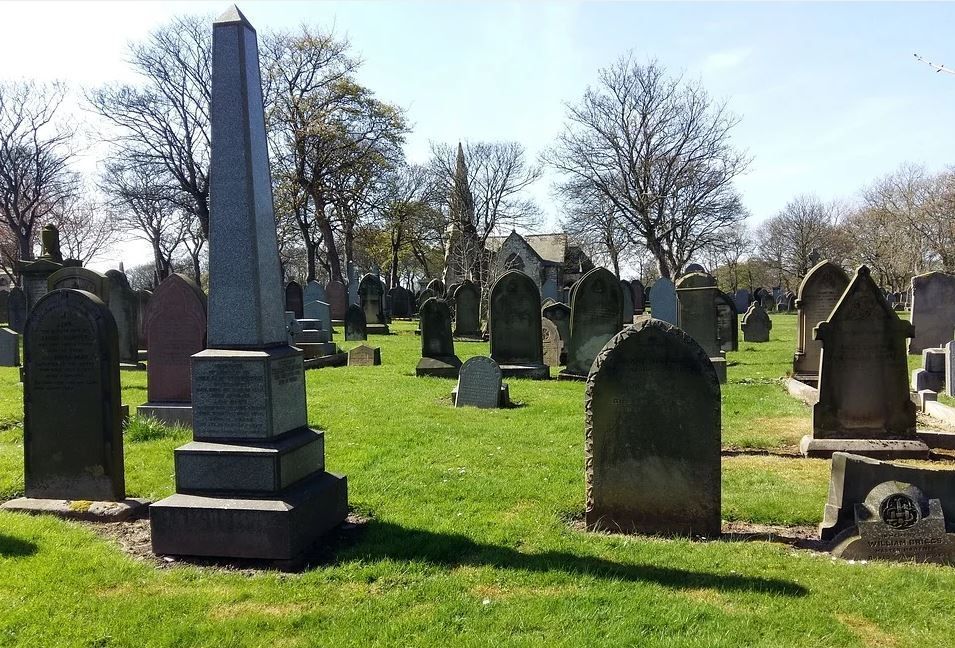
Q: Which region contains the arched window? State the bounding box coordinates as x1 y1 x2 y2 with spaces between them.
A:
504 252 525 272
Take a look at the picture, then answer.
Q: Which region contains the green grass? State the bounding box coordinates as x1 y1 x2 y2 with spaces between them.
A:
2 315 955 646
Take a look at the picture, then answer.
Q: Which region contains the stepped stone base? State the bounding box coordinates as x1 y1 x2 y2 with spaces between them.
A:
500 363 550 380
416 355 462 379
800 436 930 460
137 402 193 427
1 497 149 522
150 471 347 561
366 323 390 335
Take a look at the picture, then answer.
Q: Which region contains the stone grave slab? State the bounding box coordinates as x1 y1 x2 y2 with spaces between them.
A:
454 356 503 408
347 344 381 366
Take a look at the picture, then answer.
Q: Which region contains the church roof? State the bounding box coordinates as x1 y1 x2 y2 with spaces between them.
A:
485 232 568 264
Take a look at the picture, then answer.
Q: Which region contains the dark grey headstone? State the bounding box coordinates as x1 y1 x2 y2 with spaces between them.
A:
733 288 750 314
489 271 547 378
344 304 367 341
452 280 481 337
106 270 140 365
135 289 151 350
676 273 721 358
426 278 445 297
0 289 8 324
326 280 347 321
620 280 634 322
562 267 623 378
8 287 26 333
910 271 955 355
24 289 124 501
585 318 721 536
455 356 503 408
0 327 19 367
389 286 411 318
359 274 385 325
714 291 738 352
416 298 461 378
285 281 304 319
648 277 676 325
684 263 706 274
741 302 772 342
630 280 646 314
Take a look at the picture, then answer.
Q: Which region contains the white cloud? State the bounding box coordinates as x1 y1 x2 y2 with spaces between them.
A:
701 47 753 72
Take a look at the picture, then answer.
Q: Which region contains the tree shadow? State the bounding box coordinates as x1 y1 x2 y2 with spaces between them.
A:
326 520 807 597
0 533 38 558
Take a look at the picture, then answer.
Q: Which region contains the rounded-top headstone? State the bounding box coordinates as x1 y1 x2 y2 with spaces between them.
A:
455 356 503 409
426 278 446 297
489 270 543 366
564 267 624 376
344 303 367 341
145 274 207 403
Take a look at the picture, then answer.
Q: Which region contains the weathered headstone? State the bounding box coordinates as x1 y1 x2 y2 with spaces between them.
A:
733 288 750 313
560 267 623 380
416 298 461 378
452 280 481 338
137 274 207 426
304 300 333 339
17 224 64 314
454 356 503 408
648 277 676 325
344 303 367 341
585 319 721 536
426 278 445 297
135 289 151 351
347 344 381 366
489 270 549 379
0 327 19 367
48 267 110 305
150 7 347 562
326 280 348 321
714 291 738 352
542 301 570 349
359 273 388 331
541 317 562 367
285 281 304 319
303 280 327 307
620 280 634 323
630 280 646 314
106 270 142 367
8 287 26 333
792 260 849 383
389 286 411 318
740 301 772 343
801 265 926 459
909 271 955 355
677 273 725 383
346 261 359 306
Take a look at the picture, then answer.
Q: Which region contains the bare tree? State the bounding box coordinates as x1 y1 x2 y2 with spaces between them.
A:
558 177 632 277
545 56 750 279
47 190 118 265
0 80 77 264
88 14 211 237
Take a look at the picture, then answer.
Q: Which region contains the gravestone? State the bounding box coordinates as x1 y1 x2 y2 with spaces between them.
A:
344 304 367 341
48 267 110 304
684 263 706 274
454 356 503 408
150 7 347 562
135 289 151 351
326 280 348 321
793 260 849 383
488 270 549 379
542 301 571 364
541 317 562 367
22 289 125 501
560 267 623 380
741 301 772 342
303 280 327 307
630 280 646 314
832 481 955 565
106 270 142 367
620 280 634 323
17 224 64 314
346 261 359 306
416 298 461 378
347 344 381 366
452 280 481 338
426 278 445 297
358 274 388 332
285 281 304 319
137 274 207 426
946 341 955 398
0 327 19 366
648 277 676 325
0 289 8 324
801 265 926 460
304 300 333 339
733 288 750 313
912 348 945 393
389 286 411 318
714 291 738 352
676 273 725 383
8 287 26 333
909 271 955 355
585 319 721 536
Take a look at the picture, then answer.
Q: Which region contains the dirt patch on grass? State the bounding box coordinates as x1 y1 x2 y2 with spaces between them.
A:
835 613 899 647
209 601 311 621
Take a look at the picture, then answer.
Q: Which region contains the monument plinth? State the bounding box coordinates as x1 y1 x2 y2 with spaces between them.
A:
150 5 348 563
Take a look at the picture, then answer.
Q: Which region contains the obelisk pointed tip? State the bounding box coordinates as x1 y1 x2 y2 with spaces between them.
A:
215 4 255 30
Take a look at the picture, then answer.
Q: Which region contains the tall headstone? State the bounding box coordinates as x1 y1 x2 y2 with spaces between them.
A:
0 289 8 324
17 224 64 314
541 317 562 367
909 271 955 355
7 287 26 333
630 280 646 314
326 280 347 321
105 270 142 367
793 260 849 383
585 319 721 536
740 301 772 343
416 298 461 378
135 289 152 350
285 281 304 319
344 303 367 341
150 7 347 562
346 261 359 306
0 327 19 367
488 270 549 379
137 274 207 426
714 291 738 352
676 273 725 383
620 280 634 323
452 280 481 338
48 267 110 305
560 267 623 380
358 273 388 331
648 277 676 325
801 266 926 460
454 356 503 408
22 290 124 501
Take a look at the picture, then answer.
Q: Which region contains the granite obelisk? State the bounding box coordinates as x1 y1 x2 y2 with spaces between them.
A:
150 6 348 562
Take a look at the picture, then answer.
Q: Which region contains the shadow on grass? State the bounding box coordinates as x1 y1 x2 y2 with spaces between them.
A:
338 521 808 597
0 533 38 558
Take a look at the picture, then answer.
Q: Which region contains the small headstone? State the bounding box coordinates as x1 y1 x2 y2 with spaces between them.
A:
488 270 548 379
541 317 562 367
714 291 738 352
454 356 503 408
793 260 849 382
909 271 955 355
802 266 926 459
620 280 634 323
285 281 304 319
630 280 646 314
452 280 481 337
648 277 676 325
8 287 26 333
359 274 386 325
416 298 461 378
344 304 367 341
561 267 623 380
741 302 772 342
0 327 19 366
585 318 721 536
106 270 142 366
914 347 946 393
326 280 348 321
347 344 381 366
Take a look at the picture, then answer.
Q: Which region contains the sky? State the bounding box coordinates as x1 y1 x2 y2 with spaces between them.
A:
1 1 954 271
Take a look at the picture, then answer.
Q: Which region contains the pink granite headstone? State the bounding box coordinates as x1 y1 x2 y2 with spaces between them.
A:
145 274 207 403
327 280 347 320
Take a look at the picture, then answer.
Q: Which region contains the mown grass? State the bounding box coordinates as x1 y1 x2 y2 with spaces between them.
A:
2 314 955 646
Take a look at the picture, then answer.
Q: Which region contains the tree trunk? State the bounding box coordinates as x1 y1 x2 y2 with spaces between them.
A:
311 195 343 283
305 239 317 282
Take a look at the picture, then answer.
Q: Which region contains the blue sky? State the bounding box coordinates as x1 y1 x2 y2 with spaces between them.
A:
2 1 954 267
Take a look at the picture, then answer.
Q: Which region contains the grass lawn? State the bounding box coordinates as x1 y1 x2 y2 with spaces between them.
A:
2 314 955 646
